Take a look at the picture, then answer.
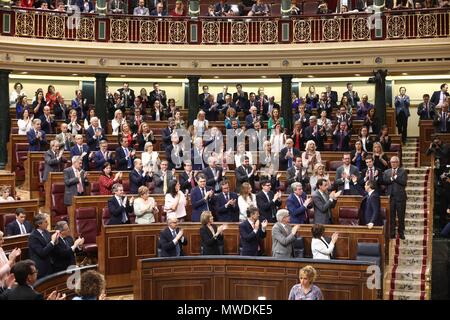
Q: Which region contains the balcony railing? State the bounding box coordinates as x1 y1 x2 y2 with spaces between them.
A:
1 8 449 44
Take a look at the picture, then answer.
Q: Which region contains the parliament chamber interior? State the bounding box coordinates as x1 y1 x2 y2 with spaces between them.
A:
0 0 449 302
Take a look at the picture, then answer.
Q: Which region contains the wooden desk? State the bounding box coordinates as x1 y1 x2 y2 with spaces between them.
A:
2 234 30 261
0 172 17 198
98 223 384 295
136 256 377 300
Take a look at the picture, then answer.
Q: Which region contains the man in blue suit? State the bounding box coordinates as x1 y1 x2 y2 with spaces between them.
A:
92 140 114 171
115 136 136 171
361 180 382 228
27 119 47 151
190 174 214 222
107 183 134 225
85 117 106 152
70 134 90 171
159 216 187 257
129 159 151 194
394 87 410 144
214 181 239 222
286 182 313 224
239 206 267 256
5 208 34 236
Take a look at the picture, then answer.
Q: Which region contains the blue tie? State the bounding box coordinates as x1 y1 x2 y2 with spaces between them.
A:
172 230 181 256
287 149 293 168
125 148 132 168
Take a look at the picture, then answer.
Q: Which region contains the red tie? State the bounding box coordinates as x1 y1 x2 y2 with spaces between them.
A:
369 168 373 180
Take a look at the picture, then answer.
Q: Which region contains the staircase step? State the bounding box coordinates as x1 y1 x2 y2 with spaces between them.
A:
386 290 426 300
394 255 427 267
390 279 424 292
396 245 427 256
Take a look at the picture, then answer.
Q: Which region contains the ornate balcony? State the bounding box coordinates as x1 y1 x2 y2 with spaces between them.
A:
1 8 449 45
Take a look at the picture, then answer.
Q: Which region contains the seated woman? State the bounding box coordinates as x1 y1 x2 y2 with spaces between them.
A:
267 108 285 137
137 122 156 151
302 140 322 176
376 124 392 152
15 95 30 119
193 110 209 137
372 142 389 172
199 211 227 255
0 186 15 203
73 270 107 300
317 110 332 135
247 0 270 16
170 0 186 16
311 224 338 260
288 265 323 300
174 110 186 129
309 163 330 193
351 140 368 172
224 107 240 129
99 163 122 196
237 182 257 222
358 126 373 153
134 186 158 224
269 123 286 154
163 180 187 222
141 142 160 173
18 109 33 135
363 107 379 135
111 109 126 136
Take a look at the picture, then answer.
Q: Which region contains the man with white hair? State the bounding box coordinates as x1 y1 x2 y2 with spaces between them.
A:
245 106 262 129
86 116 106 151
63 156 89 206
159 215 187 257
43 140 67 182
27 119 47 151
165 134 183 170
271 209 300 258
70 134 90 171
202 156 223 193
39 105 56 134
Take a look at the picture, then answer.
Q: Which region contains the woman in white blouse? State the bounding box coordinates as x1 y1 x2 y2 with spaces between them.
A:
311 224 338 260
0 230 21 288
269 122 286 153
317 110 332 135
9 82 25 107
237 182 257 222
83 108 102 131
193 110 209 137
0 186 15 203
163 180 187 221
302 140 322 176
111 109 126 136
17 109 33 135
133 186 158 224
309 163 330 192
141 142 160 173
234 142 253 168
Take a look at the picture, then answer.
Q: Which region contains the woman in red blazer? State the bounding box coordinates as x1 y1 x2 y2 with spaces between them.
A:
99 163 122 195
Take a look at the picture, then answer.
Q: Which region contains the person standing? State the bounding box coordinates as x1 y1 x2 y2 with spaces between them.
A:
159 216 187 257
199 211 227 255
394 87 410 144
239 206 267 256
382 156 408 239
288 265 324 300
271 209 299 259
312 179 342 224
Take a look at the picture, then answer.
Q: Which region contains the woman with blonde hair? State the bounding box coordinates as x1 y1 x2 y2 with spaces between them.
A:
237 182 257 222
0 186 15 202
288 265 323 300
372 141 389 172
133 186 158 224
142 142 160 173
302 140 322 175
0 230 21 290
309 163 330 192
111 109 126 135
224 107 240 129
193 110 209 137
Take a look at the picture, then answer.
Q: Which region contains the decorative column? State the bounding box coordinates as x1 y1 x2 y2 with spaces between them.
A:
187 75 200 125
95 73 108 132
280 74 293 134
0 70 11 169
189 0 199 18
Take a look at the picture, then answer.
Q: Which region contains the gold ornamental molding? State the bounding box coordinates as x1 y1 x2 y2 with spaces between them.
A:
260 20 278 43
417 14 437 38
323 18 341 41
15 11 35 37
111 19 129 41
202 21 220 44
387 15 406 39
46 15 65 39
352 17 370 40
169 21 187 43
293 20 311 42
231 21 248 43
76 17 95 40
140 20 158 42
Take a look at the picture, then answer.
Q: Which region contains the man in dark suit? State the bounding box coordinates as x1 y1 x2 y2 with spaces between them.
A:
256 180 282 223
28 213 58 279
150 1 167 16
264 96 280 120
417 94 436 120
39 106 56 134
159 216 187 257
303 116 326 151
27 119 47 151
233 83 249 115
129 159 151 194
382 156 408 239
394 87 411 144
286 156 308 192
216 86 230 106
63 156 89 206
239 206 267 256
202 156 223 193
51 221 84 273
107 183 134 225
312 179 342 224
280 138 301 170
70 134 90 171
360 156 381 192
42 140 67 182
55 122 75 152
361 181 382 228
325 85 338 108
165 135 184 170
161 118 175 151
198 85 210 109
190 174 214 222
178 160 197 194
92 140 114 171
117 82 135 109
115 136 136 171
430 83 449 107
3 260 43 300
335 153 361 195
235 156 259 192
286 182 313 224
342 82 360 109
6 208 33 236
53 95 69 120
245 106 262 129
214 181 239 222
149 82 167 109
85 117 106 152
191 137 207 171
332 121 351 151
433 102 450 133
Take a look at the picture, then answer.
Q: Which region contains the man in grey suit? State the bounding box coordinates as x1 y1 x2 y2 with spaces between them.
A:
382 156 408 239
151 160 176 194
335 153 361 195
43 140 67 182
55 123 75 152
271 209 299 258
63 156 89 206
286 156 308 192
312 178 342 224
133 0 150 15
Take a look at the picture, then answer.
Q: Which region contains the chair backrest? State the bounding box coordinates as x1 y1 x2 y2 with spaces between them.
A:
328 160 343 171
38 161 45 184
390 143 400 152
1 213 16 233
293 237 304 258
122 180 130 193
356 242 381 265
101 207 110 226
338 207 359 225
75 207 98 245
90 182 100 196
51 183 67 221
